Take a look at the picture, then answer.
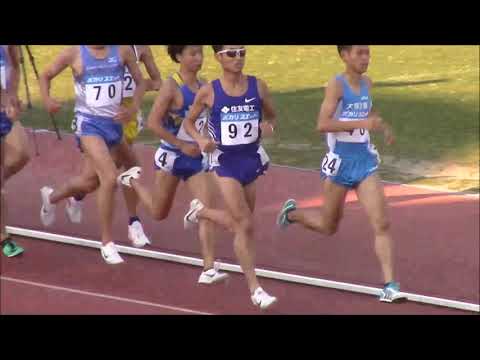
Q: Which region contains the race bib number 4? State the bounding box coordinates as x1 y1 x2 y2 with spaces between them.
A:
154 147 178 172
86 81 122 107
220 111 259 146
321 152 342 176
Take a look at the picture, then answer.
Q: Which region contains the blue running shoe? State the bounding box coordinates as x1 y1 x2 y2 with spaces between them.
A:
277 199 297 229
379 282 405 303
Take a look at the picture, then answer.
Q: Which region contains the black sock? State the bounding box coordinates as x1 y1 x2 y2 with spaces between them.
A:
129 216 140 225
74 193 86 201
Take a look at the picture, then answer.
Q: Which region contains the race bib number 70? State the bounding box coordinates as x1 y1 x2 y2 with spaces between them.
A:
321 152 342 176
86 80 122 107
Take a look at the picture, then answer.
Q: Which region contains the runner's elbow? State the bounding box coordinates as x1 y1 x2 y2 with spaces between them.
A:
317 122 329 133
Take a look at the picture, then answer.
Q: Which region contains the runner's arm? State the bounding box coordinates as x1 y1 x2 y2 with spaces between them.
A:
141 46 162 92
258 78 277 136
147 78 184 147
39 46 75 113
317 77 383 133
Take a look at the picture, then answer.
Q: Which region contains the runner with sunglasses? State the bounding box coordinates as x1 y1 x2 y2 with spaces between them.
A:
182 45 278 310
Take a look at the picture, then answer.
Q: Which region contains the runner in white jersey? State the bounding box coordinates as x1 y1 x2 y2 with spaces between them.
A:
0 45 30 257
38 45 146 264
60 45 161 249
277 45 405 303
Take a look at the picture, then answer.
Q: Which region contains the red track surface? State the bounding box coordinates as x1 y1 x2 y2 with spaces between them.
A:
1 132 478 314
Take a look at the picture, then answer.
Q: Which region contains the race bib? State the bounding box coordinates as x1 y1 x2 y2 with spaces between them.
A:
176 111 208 142
195 114 207 133
86 80 122 107
0 64 6 90
257 145 270 166
72 115 85 136
123 69 136 98
368 143 381 164
335 127 370 143
220 111 259 146
321 152 342 176
154 147 178 172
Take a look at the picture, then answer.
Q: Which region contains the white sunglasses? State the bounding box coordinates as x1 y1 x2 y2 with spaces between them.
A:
217 48 247 58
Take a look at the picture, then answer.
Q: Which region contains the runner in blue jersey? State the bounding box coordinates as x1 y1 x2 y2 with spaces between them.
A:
182 45 278 310
38 45 146 264
118 45 230 285
277 45 405 303
0 45 30 257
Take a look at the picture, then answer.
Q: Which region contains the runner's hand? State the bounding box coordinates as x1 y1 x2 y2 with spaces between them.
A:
44 97 62 115
6 95 22 121
383 123 395 145
198 136 217 153
179 141 202 157
114 105 136 124
260 122 275 138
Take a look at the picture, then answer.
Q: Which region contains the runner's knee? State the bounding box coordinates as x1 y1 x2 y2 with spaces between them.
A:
152 206 169 221
373 217 390 234
98 172 117 189
83 176 100 193
6 148 30 175
234 215 255 238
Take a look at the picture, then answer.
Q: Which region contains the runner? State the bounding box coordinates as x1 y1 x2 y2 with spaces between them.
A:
38 45 146 264
64 45 162 248
277 45 404 302
118 45 229 284
0 45 30 257
182 45 278 309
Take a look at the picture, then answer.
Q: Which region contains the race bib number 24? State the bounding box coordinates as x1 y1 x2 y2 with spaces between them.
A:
321 152 342 176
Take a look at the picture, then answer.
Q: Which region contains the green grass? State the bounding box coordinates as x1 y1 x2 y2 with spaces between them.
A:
17 46 479 191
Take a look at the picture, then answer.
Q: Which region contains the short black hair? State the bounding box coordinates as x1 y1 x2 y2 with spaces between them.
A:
167 45 188 63
337 46 352 56
212 45 224 53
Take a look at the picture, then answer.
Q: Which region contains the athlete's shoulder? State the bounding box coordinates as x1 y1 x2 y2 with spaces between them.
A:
254 76 270 99
161 76 180 95
326 75 344 97
195 81 214 105
199 81 214 95
60 46 79 63
361 74 373 88
137 45 152 61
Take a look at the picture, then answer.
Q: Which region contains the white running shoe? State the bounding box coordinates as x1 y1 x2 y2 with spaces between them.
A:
65 197 83 224
40 186 56 227
117 167 142 187
100 242 124 265
184 199 205 230
251 287 277 310
128 221 151 248
198 261 229 285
